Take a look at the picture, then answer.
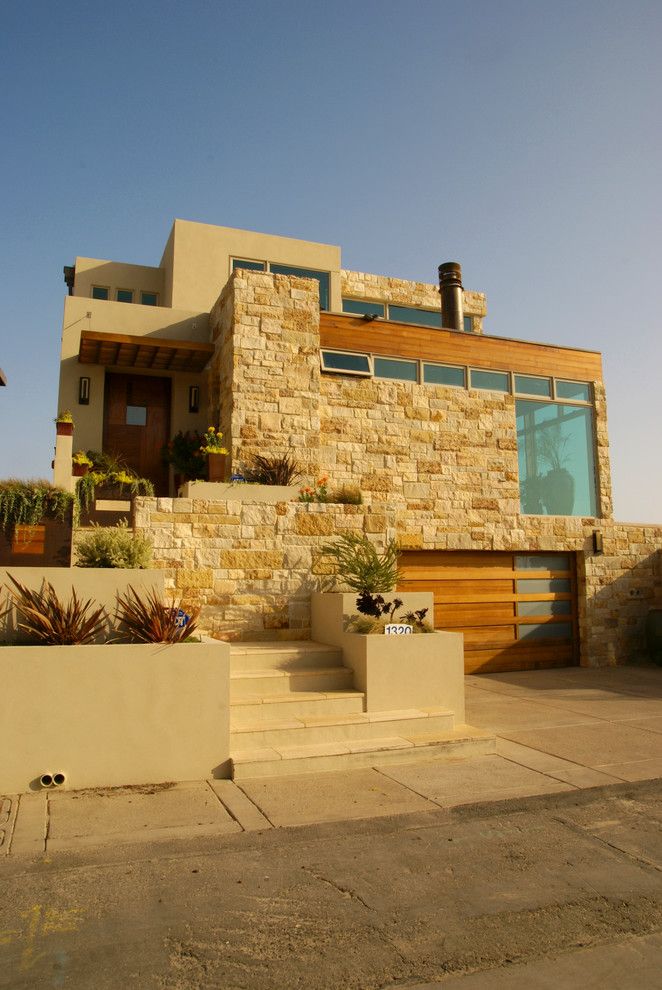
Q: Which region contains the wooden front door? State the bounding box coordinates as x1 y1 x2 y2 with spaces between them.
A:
398 551 579 674
103 373 171 495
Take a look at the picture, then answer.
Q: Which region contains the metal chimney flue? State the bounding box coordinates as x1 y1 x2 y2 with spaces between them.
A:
438 262 464 332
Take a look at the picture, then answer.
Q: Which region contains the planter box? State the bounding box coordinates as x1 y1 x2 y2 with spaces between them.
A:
0 567 164 643
311 592 465 718
179 481 299 503
0 641 231 794
0 514 72 568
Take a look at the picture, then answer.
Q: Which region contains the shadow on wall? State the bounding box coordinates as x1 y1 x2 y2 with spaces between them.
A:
582 546 662 668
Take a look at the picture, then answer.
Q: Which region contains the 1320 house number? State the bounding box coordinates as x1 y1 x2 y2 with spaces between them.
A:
385 624 413 635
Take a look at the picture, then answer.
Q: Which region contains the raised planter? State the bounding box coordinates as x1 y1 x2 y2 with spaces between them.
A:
179 481 299 503
0 641 231 794
311 591 465 718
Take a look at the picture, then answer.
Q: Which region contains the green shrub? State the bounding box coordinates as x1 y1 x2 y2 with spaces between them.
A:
318 533 401 593
0 479 73 534
75 521 153 569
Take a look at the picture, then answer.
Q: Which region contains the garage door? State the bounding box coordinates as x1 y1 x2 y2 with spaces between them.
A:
398 551 578 674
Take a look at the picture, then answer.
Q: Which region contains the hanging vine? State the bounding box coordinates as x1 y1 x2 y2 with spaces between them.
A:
0 481 74 535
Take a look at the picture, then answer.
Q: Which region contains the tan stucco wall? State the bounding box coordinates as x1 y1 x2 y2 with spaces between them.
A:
57 296 211 455
73 257 165 302
162 219 343 312
310 591 465 718
0 567 164 643
0 641 231 793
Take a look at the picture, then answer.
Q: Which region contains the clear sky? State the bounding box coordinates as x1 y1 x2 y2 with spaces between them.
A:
1 0 660 522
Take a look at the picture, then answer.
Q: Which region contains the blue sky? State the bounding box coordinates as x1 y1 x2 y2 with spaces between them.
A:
1 0 660 521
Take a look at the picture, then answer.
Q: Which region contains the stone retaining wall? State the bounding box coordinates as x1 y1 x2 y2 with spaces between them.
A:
135 496 662 667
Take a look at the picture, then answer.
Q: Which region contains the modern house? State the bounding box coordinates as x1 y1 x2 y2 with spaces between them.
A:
55 219 662 675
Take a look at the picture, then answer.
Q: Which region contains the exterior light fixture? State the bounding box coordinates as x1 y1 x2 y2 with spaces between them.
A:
362 313 379 322
188 385 200 413
593 530 604 554
78 376 90 405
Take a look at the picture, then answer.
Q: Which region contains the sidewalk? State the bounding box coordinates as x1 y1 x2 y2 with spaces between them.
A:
3 664 662 858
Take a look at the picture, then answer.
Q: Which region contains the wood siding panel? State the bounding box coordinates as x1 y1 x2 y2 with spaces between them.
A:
321 314 603 381
399 550 578 674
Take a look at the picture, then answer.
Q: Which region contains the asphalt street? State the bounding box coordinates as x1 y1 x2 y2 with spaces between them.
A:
1 779 661 990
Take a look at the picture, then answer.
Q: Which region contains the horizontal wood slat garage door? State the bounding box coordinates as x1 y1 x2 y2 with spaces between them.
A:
398 551 578 674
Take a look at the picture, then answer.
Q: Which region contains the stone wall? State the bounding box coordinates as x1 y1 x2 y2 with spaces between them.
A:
340 269 486 333
135 495 662 667
208 269 321 478
318 375 613 524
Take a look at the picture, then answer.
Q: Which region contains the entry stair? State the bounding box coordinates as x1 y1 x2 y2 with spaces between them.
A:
230 641 494 779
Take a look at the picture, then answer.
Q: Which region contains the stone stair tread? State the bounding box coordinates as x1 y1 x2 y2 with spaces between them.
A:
345 736 415 754
232 690 363 706
366 708 449 723
404 725 495 747
230 641 338 654
231 712 369 734
230 665 348 680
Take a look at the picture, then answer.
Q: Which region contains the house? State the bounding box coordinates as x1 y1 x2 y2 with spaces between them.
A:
55 219 662 674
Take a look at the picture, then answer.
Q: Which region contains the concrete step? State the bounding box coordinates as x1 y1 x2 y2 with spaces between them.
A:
230 666 354 699
230 708 455 748
230 641 343 672
231 691 366 723
231 725 496 780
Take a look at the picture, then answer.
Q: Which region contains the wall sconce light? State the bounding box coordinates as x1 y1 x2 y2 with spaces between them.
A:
78 376 90 405
188 385 200 414
593 530 604 554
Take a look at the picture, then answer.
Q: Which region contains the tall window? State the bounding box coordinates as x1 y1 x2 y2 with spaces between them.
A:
516 399 597 517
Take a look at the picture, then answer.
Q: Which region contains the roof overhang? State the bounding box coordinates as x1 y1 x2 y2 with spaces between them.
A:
78 331 214 373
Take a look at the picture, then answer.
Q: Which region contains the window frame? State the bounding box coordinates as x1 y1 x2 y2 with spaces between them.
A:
91 285 109 300
140 291 159 307
320 349 373 376
116 288 134 304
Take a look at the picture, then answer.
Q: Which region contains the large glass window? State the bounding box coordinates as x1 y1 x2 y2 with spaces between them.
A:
516 399 597 517
388 305 442 328
342 298 386 317
423 363 465 387
470 369 510 392
270 264 329 310
374 357 418 382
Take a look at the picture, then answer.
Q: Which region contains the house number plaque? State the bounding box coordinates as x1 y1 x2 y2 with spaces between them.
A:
385 624 413 635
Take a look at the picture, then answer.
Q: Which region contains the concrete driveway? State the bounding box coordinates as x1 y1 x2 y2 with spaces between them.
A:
3 664 662 855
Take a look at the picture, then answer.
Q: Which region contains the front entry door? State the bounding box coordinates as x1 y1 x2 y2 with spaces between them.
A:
103 373 171 495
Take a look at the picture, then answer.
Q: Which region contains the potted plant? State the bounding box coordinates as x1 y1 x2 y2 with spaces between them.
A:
72 451 93 477
537 423 575 515
199 427 229 482
55 410 74 437
162 431 207 485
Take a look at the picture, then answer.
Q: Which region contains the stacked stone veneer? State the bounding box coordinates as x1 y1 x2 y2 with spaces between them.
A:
207 269 321 478
135 495 662 666
133 267 662 666
340 269 486 333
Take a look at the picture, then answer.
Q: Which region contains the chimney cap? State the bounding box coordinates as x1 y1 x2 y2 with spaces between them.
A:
438 261 462 278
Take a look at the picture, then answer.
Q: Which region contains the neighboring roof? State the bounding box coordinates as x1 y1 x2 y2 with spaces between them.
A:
0 367 6 386
78 331 214 373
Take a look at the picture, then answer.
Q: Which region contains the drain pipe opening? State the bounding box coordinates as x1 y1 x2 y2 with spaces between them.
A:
53 772 66 787
40 773 54 788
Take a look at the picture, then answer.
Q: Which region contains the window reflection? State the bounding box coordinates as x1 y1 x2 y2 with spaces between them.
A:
516 400 597 516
